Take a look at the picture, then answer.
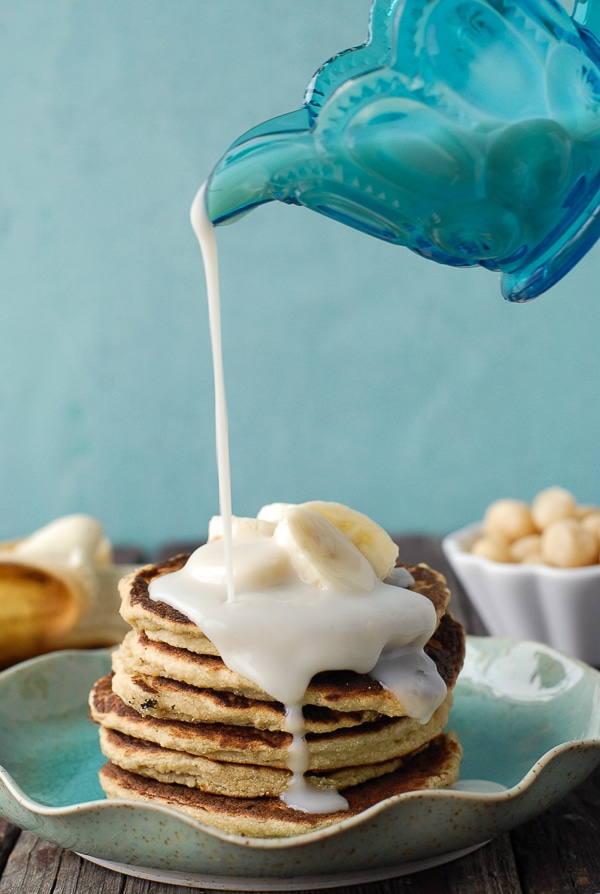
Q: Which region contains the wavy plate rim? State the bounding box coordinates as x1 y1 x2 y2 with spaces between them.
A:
0 636 599 880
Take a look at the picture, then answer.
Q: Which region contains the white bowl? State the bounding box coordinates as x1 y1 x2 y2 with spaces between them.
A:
442 522 600 666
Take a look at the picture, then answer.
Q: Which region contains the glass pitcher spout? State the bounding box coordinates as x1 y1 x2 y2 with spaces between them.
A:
205 109 314 225
205 0 600 301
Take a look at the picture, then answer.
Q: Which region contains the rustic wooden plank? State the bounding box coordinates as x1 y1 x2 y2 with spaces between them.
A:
119 871 204 893
0 820 20 877
272 835 522 894
76 854 190 894
0 835 146 893
0 831 70 894
384 834 522 894
510 765 600 894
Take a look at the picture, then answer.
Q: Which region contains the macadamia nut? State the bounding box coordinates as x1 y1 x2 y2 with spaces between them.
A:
531 487 577 530
510 534 543 563
581 512 600 544
541 519 598 567
483 499 536 543
471 534 514 563
471 488 600 566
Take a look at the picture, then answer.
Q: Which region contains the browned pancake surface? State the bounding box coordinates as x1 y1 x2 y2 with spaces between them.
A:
112 610 465 718
99 727 411 798
103 669 385 732
90 673 453 770
98 731 462 837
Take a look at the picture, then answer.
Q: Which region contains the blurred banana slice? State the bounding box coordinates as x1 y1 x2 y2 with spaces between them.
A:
257 503 294 524
0 514 130 668
275 506 376 592
13 514 111 567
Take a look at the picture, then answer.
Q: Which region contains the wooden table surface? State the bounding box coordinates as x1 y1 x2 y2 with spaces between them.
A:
1 536 599 894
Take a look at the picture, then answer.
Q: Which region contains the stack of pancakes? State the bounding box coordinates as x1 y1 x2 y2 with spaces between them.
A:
89 555 465 837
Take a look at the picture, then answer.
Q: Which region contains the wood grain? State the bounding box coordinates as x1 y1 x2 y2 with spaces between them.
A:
0 821 19 880
510 765 600 894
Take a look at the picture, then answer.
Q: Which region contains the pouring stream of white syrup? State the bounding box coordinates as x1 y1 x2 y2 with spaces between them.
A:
190 183 235 604
149 183 447 813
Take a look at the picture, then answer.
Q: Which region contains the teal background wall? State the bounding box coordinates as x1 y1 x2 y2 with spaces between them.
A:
1 1 599 552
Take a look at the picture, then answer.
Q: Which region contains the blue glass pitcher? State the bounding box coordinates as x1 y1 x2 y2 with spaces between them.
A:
204 0 600 302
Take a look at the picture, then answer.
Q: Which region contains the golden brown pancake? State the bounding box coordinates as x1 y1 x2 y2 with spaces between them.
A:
90 673 453 770
91 555 465 837
98 731 463 837
111 609 465 718
110 668 383 731
98 726 412 798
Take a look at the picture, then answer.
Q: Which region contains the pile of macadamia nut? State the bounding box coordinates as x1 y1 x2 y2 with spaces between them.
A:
471 487 600 568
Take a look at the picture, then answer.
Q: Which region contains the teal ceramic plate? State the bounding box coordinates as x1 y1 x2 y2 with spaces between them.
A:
0 637 599 889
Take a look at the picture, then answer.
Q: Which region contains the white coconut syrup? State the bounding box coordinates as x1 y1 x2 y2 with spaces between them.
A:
148 184 447 814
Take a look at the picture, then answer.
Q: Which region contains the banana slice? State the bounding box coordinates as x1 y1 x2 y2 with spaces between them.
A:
208 515 276 542
274 506 376 592
256 503 294 524
12 514 111 568
189 537 291 591
300 501 398 581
